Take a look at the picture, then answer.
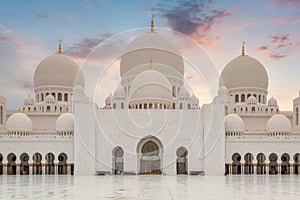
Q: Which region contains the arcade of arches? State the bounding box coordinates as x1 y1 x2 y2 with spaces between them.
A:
226 152 300 175
0 152 73 175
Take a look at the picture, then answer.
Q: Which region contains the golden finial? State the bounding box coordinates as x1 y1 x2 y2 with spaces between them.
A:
229 109 235 114
58 40 62 54
276 109 280 114
242 42 245 56
151 14 155 32
17 106 20 113
66 107 69 113
149 58 153 70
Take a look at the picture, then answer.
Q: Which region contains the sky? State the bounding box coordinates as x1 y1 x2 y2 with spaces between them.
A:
0 0 300 110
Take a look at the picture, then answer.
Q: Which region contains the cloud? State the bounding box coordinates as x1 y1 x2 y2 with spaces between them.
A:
64 32 114 59
270 34 289 43
269 53 288 61
0 36 23 52
0 23 12 33
256 46 268 52
82 0 92 8
271 0 300 7
17 80 34 91
153 0 231 45
36 14 48 19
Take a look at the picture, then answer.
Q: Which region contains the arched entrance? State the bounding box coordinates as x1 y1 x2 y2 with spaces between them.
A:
294 153 300 174
7 153 17 175
232 153 241 174
20 153 30 175
256 153 266 174
244 153 254 174
45 153 55 175
112 146 124 175
269 153 278 175
58 153 68 175
281 153 290 175
137 137 163 175
176 147 188 175
33 153 42 175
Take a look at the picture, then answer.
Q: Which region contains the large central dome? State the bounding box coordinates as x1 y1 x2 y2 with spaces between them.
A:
220 55 268 90
34 53 85 89
120 32 184 79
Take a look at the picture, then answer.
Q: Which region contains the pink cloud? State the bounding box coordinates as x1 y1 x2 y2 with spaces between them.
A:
0 23 12 33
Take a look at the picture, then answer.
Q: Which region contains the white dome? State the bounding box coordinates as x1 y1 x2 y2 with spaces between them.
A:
190 94 199 104
267 114 291 133
45 95 56 103
129 70 172 101
34 54 85 89
120 32 184 79
179 87 190 97
105 93 112 104
7 112 32 132
247 96 257 104
268 97 277 106
220 55 268 90
225 114 245 132
55 113 74 132
24 95 34 105
114 87 126 97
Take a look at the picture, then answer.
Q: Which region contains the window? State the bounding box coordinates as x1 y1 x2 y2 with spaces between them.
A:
258 95 261 103
180 103 182 109
296 107 299 126
46 106 50 112
113 103 116 109
172 86 176 97
58 93 62 101
251 107 255 112
41 93 44 101
235 94 239 103
241 94 245 102
121 103 124 109
144 103 147 109
64 93 68 102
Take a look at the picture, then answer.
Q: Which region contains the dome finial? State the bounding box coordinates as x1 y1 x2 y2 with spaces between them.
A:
149 58 153 70
151 14 155 32
242 41 245 56
17 106 20 113
277 109 280 114
58 40 62 54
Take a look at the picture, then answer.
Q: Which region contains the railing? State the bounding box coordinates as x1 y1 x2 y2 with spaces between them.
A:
226 132 300 141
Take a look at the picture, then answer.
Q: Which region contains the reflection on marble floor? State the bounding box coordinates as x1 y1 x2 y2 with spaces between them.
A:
0 175 300 199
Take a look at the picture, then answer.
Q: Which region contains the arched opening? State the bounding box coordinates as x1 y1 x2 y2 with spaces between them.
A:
256 153 266 174
235 94 239 103
144 103 147 109
113 103 116 109
58 93 62 101
33 153 42 175
0 154 3 175
241 94 245 102
180 103 182 109
281 153 290 175
137 137 162 175
244 153 254 174
232 153 241 174
121 102 124 109
64 93 68 102
149 103 153 109
41 93 44 101
187 104 191 109
45 153 55 175
176 147 188 175
0 105 3 124
172 85 176 97
258 95 261 103
139 104 142 109
112 146 124 175
296 107 299 126
7 153 17 175
58 153 68 175
20 153 30 175
251 107 255 112
269 153 278 175
294 153 300 174
247 94 251 99
46 106 50 112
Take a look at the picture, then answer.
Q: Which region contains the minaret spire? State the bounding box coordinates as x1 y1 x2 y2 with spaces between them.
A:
149 58 153 70
58 40 62 54
151 14 155 32
242 41 245 56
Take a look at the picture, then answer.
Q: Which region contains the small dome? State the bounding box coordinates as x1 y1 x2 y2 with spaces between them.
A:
45 95 56 103
114 87 126 97
247 96 257 104
190 94 199 104
7 112 32 132
34 54 85 89
179 87 190 98
24 95 34 105
105 93 112 104
129 70 172 101
268 97 277 106
267 114 291 133
55 113 74 132
225 114 245 132
220 55 268 90
218 86 228 96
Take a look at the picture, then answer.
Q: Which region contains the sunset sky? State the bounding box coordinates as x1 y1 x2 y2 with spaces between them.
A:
0 0 300 110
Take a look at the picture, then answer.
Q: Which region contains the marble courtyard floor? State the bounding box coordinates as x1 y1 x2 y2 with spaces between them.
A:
0 175 300 199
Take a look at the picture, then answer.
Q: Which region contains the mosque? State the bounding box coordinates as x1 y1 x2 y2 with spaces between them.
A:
0 18 300 176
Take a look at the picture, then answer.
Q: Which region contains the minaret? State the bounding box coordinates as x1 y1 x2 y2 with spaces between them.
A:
241 42 245 56
151 14 155 32
57 40 62 54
